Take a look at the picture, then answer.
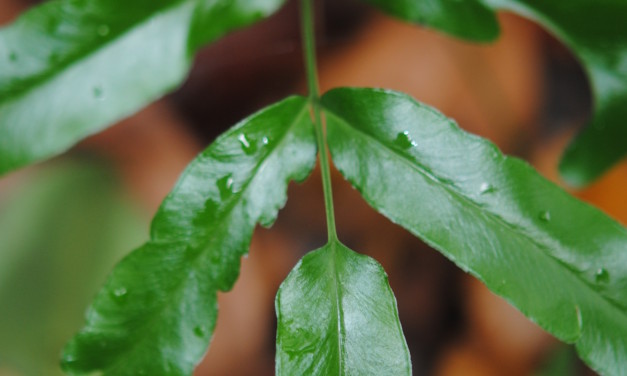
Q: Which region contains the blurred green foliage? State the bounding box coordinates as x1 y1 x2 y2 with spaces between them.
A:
0 160 146 375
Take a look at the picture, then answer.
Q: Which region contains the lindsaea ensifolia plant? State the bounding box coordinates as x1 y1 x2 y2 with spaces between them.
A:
0 0 626 374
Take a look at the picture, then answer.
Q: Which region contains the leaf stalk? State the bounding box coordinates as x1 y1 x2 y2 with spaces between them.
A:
300 0 338 242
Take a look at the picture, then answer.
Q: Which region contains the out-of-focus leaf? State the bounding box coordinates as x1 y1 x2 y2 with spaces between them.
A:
361 0 627 185
0 161 145 376
62 96 317 375
276 241 411 375
359 0 499 41
534 346 577 376
322 87 627 376
0 0 286 176
482 0 627 186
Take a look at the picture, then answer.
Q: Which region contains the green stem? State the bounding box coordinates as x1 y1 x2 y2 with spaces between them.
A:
300 0 338 242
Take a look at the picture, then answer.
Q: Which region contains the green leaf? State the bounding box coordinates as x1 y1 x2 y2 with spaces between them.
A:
62 96 316 375
361 0 627 185
276 241 411 375
322 87 627 376
481 0 627 186
359 0 499 42
534 346 577 376
0 0 286 176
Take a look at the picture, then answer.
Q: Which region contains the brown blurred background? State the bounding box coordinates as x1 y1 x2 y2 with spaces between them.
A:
2 0 626 375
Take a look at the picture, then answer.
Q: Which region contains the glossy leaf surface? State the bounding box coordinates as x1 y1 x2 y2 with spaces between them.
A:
62 96 316 375
276 241 411 375
322 87 627 376
482 0 627 186
0 0 285 176
359 0 499 41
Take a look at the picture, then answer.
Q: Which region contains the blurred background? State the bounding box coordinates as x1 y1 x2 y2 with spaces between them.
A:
1 0 626 375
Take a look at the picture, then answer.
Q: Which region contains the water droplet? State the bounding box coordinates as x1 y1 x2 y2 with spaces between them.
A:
238 134 250 148
112 287 127 301
479 182 496 195
238 134 257 155
262 136 269 145
97 24 110 37
61 354 77 367
394 131 417 149
595 268 610 284
575 305 583 331
216 174 235 200
8 52 18 62
538 210 551 222
93 86 104 99
193 325 206 337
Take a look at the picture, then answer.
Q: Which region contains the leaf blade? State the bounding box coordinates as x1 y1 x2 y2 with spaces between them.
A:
360 0 627 184
322 87 627 376
482 0 627 185
62 96 316 375
0 0 286 175
276 241 411 376
358 0 500 42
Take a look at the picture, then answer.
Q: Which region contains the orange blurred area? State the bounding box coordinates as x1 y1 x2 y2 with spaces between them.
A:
1 0 620 375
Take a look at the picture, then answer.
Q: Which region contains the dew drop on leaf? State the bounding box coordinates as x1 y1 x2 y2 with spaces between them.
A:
238 133 250 148
216 174 235 200
262 136 269 145
479 182 496 195
394 131 417 149
61 354 78 369
97 24 110 37
538 211 551 222
595 268 610 284
193 325 206 338
238 134 257 155
112 287 128 302
575 305 583 332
